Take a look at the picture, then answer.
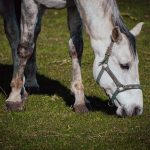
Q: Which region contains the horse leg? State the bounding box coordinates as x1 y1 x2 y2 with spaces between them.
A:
3 0 28 103
67 3 89 113
6 0 38 110
24 7 45 93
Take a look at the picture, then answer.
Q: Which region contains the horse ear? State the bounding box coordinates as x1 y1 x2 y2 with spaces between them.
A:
130 22 144 37
112 26 122 42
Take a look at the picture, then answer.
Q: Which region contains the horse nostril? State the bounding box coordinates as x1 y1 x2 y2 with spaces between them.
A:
133 106 141 116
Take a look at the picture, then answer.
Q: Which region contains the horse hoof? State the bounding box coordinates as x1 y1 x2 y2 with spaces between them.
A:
6 101 25 111
73 104 89 113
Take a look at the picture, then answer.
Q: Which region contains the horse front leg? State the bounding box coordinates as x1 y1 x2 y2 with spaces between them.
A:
6 0 38 111
3 0 27 109
67 3 89 113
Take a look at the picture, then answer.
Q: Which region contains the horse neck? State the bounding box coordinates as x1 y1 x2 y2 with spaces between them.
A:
76 0 114 56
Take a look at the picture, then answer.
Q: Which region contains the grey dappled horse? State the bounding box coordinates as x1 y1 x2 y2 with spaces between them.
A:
1 0 144 117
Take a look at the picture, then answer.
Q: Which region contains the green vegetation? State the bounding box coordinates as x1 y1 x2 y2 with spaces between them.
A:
0 0 150 149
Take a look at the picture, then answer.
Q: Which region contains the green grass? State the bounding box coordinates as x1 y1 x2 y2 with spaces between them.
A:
0 0 150 149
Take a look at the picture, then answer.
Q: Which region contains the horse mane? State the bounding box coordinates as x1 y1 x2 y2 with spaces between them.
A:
103 0 137 58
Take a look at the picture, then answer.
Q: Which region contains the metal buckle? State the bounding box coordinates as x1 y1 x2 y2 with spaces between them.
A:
118 86 124 92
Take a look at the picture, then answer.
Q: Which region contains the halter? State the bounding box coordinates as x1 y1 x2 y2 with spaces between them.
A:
96 37 141 106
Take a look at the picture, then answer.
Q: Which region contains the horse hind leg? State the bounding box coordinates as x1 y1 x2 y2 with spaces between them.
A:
24 46 39 93
24 7 45 93
6 0 38 111
67 4 89 113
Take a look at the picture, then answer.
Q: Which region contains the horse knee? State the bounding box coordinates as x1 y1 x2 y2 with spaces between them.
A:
69 37 83 59
17 42 34 59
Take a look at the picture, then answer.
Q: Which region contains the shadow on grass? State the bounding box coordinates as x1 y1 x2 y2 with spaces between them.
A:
0 63 116 115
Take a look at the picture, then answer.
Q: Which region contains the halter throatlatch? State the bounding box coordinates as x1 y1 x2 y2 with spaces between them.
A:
96 36 141 106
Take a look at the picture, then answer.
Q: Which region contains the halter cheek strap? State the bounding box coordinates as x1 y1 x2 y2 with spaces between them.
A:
96 40 141 106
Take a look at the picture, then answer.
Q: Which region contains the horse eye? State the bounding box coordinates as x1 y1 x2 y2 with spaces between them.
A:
120 63 130 70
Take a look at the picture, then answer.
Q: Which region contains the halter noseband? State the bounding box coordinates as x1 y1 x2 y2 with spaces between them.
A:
96 37 141 106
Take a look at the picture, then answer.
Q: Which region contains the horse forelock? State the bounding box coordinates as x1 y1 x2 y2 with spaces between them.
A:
102 0 137 59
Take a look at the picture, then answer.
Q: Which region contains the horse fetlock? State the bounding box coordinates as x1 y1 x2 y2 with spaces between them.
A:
11 77 23 89
74 82 83 91
71 81 84 93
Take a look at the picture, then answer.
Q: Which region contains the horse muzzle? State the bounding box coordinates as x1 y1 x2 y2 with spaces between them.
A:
116 105 143 117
